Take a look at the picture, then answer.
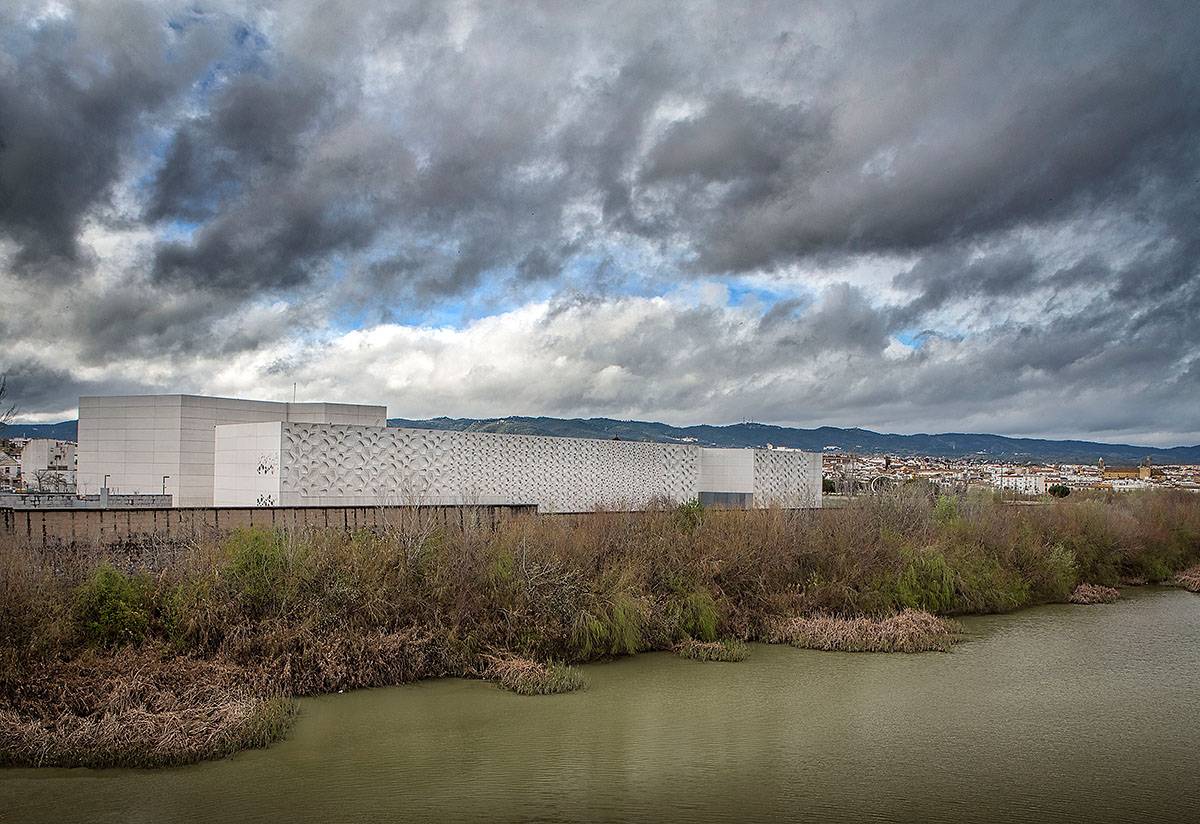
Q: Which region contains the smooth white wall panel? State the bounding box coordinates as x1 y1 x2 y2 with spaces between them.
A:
214 422 283 506
698 448 756 493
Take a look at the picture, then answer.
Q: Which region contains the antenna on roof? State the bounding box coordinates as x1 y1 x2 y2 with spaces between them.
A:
293 382 297 404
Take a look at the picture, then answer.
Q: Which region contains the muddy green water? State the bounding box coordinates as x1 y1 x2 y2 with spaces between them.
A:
3 588 1198 824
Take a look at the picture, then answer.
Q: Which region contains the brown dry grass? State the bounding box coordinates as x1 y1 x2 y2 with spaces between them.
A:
1175 565 1200 593
1069 583 1121 604
674 638 750 662
766 609 961 653
484 655 585 695
0 647 294 768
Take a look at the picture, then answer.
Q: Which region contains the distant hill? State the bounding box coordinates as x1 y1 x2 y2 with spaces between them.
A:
388 416 1200 465
5 416 1198 465
0 420 78 440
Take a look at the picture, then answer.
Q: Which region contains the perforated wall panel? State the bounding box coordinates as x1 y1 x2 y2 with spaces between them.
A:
278 424 702 512
752 449 822 508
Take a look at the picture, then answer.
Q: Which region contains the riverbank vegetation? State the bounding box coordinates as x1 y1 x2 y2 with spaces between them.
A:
3 490 1199 767
1175 564 1200 593
1069 583 1121 604
0 648 294 769
675 637 750 662
767 610 960 652
484 656 586 695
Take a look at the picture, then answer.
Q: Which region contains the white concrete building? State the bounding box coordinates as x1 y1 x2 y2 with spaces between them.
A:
212 422 822 512
19 439 76 491
76 395 385 506
993 474 1047 496
76 394 821 511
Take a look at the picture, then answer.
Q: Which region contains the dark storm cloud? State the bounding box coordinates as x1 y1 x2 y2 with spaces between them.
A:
891 245 1041 323
1 0 1198 443
0 2 223 272
1 360 162 414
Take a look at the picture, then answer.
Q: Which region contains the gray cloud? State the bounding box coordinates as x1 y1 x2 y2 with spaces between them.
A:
0 0 1197 445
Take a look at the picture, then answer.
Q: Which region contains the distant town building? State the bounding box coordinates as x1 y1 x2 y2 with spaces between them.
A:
0 452 19 489
19 439 76 491
993 473 1047 496
1098 457 1156 481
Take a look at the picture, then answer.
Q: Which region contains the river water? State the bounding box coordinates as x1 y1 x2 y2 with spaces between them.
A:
3 588 1198 823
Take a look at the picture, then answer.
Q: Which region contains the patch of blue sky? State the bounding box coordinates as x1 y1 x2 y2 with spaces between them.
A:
726 281 786 308
163 14 271 97
330 243 827 333
895 328 966 348
160 219 202 243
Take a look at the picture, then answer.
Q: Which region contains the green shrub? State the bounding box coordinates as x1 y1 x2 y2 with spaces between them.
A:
895 548 955 613
673 499 705 532
164 578 224 652
570 589 645 658
73 564 152 647
678 588 719 641
934 495 960 526
222 528 295 616
1048 484 1071 498
1129 552 1173 584
950 551 1030 613
1035 543 1079 602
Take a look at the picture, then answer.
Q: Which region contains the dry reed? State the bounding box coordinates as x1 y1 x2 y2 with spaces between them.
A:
767 609 961 653
674 638 750 662
1068 583 1120 604
484 655 585 695
0 647 295 768
1175 565 1200 593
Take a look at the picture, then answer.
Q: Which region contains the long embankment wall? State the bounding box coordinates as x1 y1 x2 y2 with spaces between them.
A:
0 504 537 555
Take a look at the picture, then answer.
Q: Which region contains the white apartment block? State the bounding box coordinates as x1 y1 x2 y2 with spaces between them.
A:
1 452 21 485
19 439 77 491
993 474 1047 496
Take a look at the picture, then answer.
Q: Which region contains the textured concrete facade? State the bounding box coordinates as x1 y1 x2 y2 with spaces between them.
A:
753 448 825 508
215 422 701 511
214 422 822 512
78 395 385 506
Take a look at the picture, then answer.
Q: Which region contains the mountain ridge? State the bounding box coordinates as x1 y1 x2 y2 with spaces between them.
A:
386 416 1200 465
5 417 1198 465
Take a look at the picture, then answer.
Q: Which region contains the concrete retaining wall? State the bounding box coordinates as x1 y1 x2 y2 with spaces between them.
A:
0 504 536 552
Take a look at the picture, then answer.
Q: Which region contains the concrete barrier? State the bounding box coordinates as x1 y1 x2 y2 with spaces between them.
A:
0 504 537 553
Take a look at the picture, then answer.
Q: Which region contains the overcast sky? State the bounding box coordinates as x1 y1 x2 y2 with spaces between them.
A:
2 1 1198 445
